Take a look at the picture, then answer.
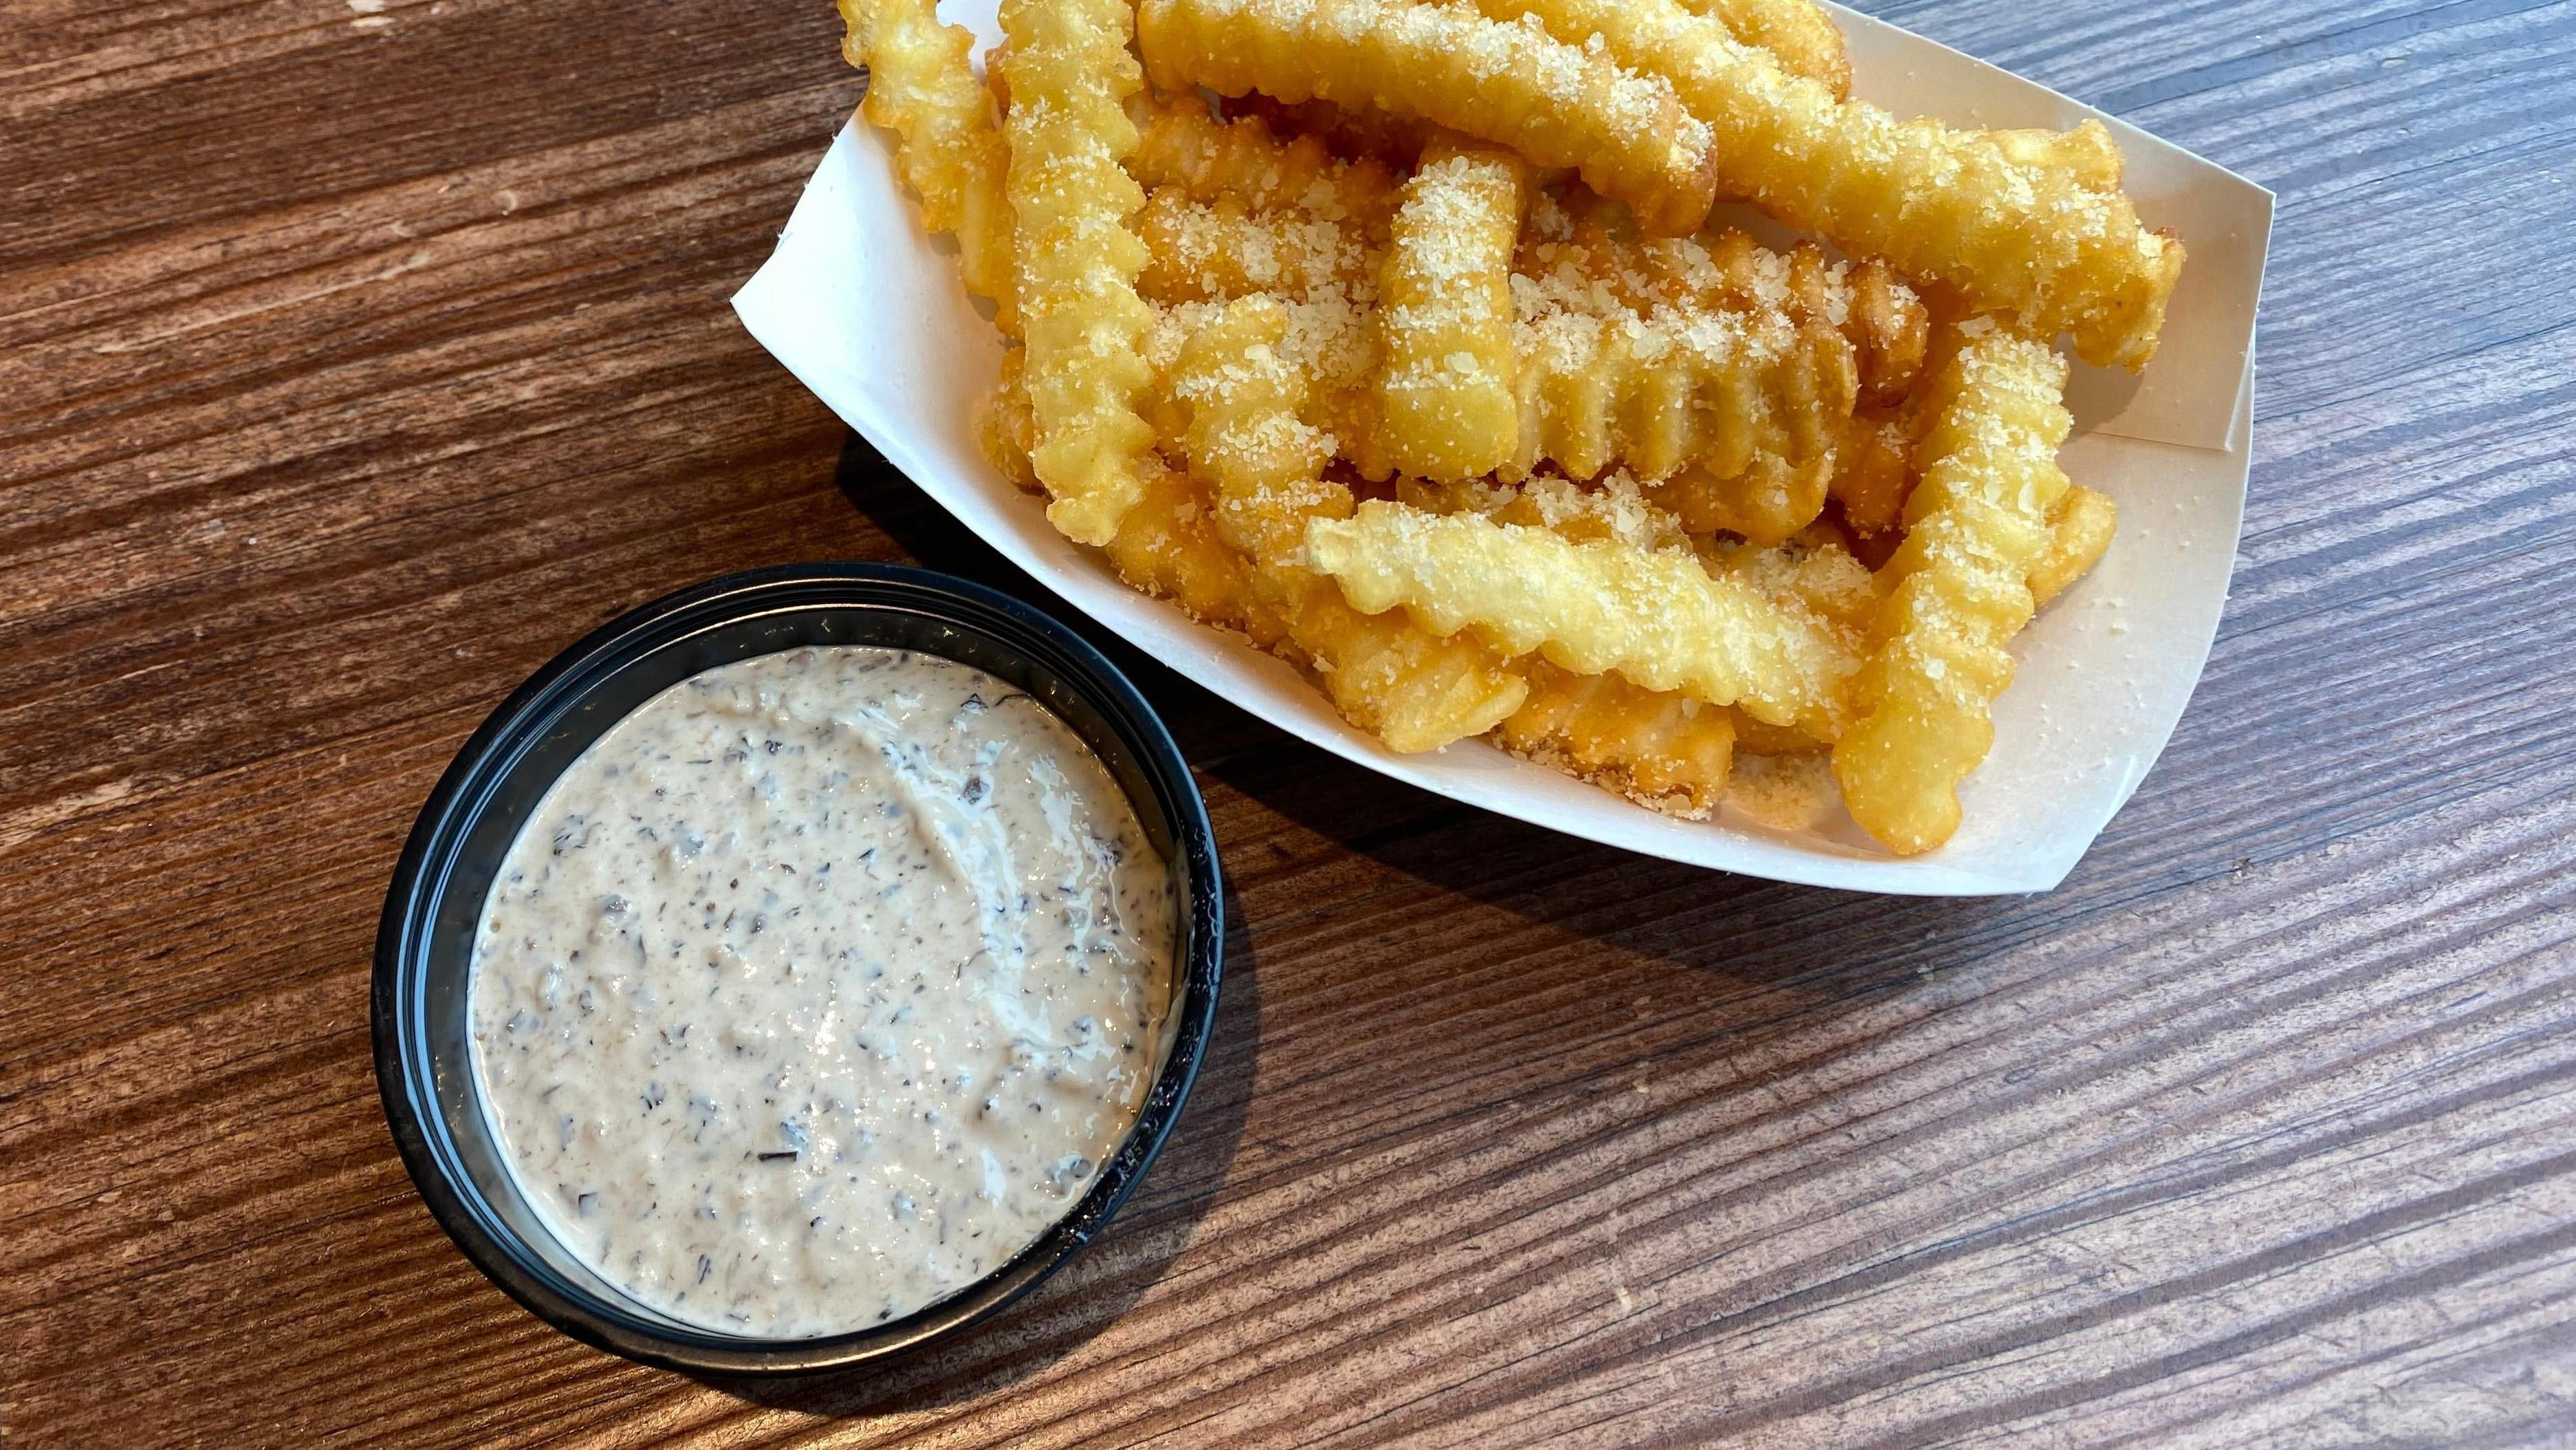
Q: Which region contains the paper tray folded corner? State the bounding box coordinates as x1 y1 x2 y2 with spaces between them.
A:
1828 1 2273 455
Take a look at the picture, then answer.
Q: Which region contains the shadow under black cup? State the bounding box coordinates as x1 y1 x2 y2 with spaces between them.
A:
371 562 1225 1376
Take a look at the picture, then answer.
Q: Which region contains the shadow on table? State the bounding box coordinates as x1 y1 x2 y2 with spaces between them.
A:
702 435 2035 1417
1218 733 2036 985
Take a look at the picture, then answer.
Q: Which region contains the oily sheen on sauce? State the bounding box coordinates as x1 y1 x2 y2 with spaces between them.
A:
467 646 1177 1338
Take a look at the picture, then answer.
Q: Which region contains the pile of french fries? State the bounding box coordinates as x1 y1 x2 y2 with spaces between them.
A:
836 0 2182 855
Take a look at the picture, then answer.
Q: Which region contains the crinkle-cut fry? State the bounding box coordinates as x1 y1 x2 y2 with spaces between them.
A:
1137 187 1381 305
1734 711 1824 755
983 39 1012 111
1170 296 1527 751
1104 456 1294 649
1305 501 1857 734
1147 281 1848 517
1170 294 1341 560
1523 195 1928 404
1992 119 2125 195
1403 472 1875 629
1135 0 1720 237
2030 484 2117 608
1842 257 1933 406
1679 0 1849 96
1496 662 1737 816
1692 238 1925 403
1470 0 2184 370
1143 294 1397 479
1644 455 1830 547
998 0 1159 546
1282 585 1533 753
838 0 1017 332
1639 217 1936 401
1703 524 1884 631
1402 475 1836 779
1127 93 1404 240
1406 475 1754 810
979 345 1043 492
1505 296 1855 500
1832 321 2073 855
1829 408 1912 535
992 333 1278 639
1137 200 1863 496
1224 93 1442 169
1398 470 1694 554
1376 142 1529 481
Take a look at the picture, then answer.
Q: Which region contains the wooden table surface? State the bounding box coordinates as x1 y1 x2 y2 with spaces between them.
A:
8 0 2576 1443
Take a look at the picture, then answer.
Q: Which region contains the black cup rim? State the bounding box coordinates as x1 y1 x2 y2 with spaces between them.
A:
371 562 1223 1376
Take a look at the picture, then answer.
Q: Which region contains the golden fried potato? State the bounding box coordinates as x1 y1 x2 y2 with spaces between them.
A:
837 0 1017 330
1399 470 1694 553
1401 475 1744 811
1375 141 1529 481
2030 485 2118 607
1469 0 2185 369
851 0 2154 854
1522 193 1924 406
1135 0 1721 236
1305 501 1859 735
1144 294 1391 477
1509 295 1855 501
1644 455 1833 548
1840 256 1933 407
978 345 1043 491
1170 294 1341 559
1132 184 1880 514
1703 523 1885 633
988 338 1284 642
1496 661 1738 816
1991 119 2126 194
1828 408 1913 537
1137 228 1861 503
1832 321 2073 854
1136 186 1382 305
1127 92 1404 239
1171 296 1529 751
1681 0 1850 96
1223 92 1442 169
998 0 1161 545
1732 711 1827 757
1104 457 1294 649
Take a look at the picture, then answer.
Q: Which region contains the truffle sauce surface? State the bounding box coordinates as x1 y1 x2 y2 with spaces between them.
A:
468 646 1174 1338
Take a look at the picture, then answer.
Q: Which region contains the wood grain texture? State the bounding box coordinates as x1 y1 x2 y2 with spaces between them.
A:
3 0 2574 1444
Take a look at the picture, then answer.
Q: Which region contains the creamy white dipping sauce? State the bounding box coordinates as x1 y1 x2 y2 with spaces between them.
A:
468 646 1175 1339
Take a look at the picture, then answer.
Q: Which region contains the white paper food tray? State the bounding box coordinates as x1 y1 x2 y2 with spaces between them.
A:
734 0 2275 896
